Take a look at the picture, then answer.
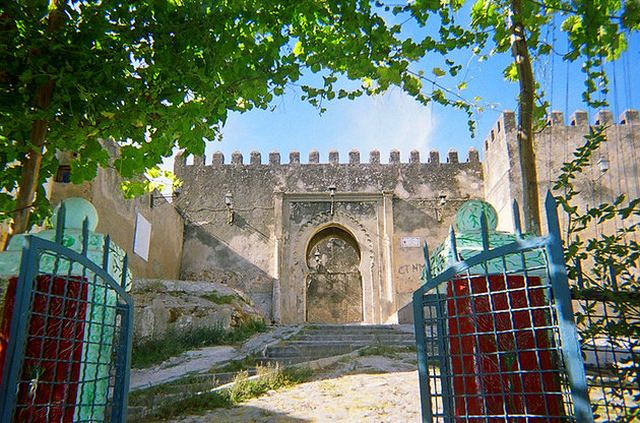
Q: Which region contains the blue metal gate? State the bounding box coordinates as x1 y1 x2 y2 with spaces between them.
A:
412 193 593 422
0 207 133 422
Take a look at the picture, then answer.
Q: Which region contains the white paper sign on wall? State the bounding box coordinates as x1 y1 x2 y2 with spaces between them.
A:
133 213 151 261
400 237 421 248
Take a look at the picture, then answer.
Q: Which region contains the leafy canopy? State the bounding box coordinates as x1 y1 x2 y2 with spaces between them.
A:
0 0 478 227
1 0 638 228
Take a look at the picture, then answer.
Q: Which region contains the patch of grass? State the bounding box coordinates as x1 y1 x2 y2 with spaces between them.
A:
129 373 216 406
224 318 267 343
131 319 267 369
211 354 259 373
143 365 312 421
357 344 416 358
228 365 311 403
200 291 236 305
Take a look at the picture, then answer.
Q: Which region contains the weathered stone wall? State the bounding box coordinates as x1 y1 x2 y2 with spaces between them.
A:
484 109 640 235
49 165 184 280
175 148 484 323
131 279 264 344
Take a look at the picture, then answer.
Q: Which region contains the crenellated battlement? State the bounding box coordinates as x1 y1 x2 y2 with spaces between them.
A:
482 108 640 233
483 109 639 152
175 147 481 169
482 108 640 149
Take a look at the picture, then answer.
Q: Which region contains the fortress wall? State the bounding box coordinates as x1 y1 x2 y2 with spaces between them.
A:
484 109 640 236
482 111 521 232
174 149 484 322
536 109 640 237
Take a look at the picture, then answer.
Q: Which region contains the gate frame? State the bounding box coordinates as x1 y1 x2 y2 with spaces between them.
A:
0 212 134 423
412 193 593 422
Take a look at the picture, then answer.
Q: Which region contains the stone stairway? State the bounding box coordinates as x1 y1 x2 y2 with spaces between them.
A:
259 324 416 365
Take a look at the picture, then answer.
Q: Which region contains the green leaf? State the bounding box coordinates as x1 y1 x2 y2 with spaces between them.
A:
503 63 518 82
432 67 446 77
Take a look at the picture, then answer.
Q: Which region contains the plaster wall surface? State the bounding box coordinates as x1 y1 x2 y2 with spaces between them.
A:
49 165 184 280
175 149 483 323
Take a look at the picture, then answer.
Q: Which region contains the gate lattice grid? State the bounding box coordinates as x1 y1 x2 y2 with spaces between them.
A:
412 193 593 422
0 207 133 423
571 265 640 422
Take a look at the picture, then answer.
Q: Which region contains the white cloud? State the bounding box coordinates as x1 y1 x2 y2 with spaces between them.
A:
160 88 437 168
329 89 437 162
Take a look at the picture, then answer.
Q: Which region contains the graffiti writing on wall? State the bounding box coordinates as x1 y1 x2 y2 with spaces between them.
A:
398 263 425 275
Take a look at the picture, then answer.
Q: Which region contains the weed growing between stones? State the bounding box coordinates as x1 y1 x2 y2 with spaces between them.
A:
141 364 312 421
200 291 236 304
129 373 221 406
357 344 416 358
211 354 259 374
131 319 267 368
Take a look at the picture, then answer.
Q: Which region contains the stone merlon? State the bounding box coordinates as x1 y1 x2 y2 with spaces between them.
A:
177 149 483 169
231 151 243 165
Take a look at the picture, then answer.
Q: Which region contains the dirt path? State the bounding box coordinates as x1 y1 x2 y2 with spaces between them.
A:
170 354 421 423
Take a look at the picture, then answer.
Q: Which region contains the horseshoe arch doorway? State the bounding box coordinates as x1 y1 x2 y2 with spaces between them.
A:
305 226 363 323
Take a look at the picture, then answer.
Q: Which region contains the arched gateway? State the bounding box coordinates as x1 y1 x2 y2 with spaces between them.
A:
305 226 363 323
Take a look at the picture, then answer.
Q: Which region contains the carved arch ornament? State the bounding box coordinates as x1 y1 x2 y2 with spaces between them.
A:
289 210 380 323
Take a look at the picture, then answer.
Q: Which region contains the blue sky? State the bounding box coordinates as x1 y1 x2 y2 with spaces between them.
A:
173 8 639 168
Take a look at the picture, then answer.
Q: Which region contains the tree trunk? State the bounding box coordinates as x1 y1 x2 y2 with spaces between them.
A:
10 81 54 235
510 0 541 235
9 2 65 236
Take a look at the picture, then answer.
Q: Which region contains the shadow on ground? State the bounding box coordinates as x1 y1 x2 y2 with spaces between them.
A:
174 405 311 423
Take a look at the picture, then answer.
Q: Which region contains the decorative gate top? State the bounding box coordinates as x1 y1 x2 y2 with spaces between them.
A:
412 194 593 423
0 197 132 288
0 197 134 422
428 199 546 276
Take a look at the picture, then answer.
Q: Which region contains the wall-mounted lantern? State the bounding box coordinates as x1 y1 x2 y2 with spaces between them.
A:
436 193 447 222
597 158 609 174
328 184 337 216
224 191 234 224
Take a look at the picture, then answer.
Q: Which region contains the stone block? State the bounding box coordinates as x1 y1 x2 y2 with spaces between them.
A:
619 109 639 125
548 111 564 126
468 147 479 163
569 110 588 126
212 151 224 165
250 151 261 165
349 150 360 164
594 110 613 126
231 151 243 165
289 151 300 165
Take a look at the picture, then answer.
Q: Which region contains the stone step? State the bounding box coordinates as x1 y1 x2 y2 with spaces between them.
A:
294 334 415 342
300 324 414 333
266 345 360 357
269 338 416 349
257 356 323 366
261 324 419 365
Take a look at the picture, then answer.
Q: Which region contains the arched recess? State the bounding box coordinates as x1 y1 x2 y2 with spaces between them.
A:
305 226 363 323
288 211 380 323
